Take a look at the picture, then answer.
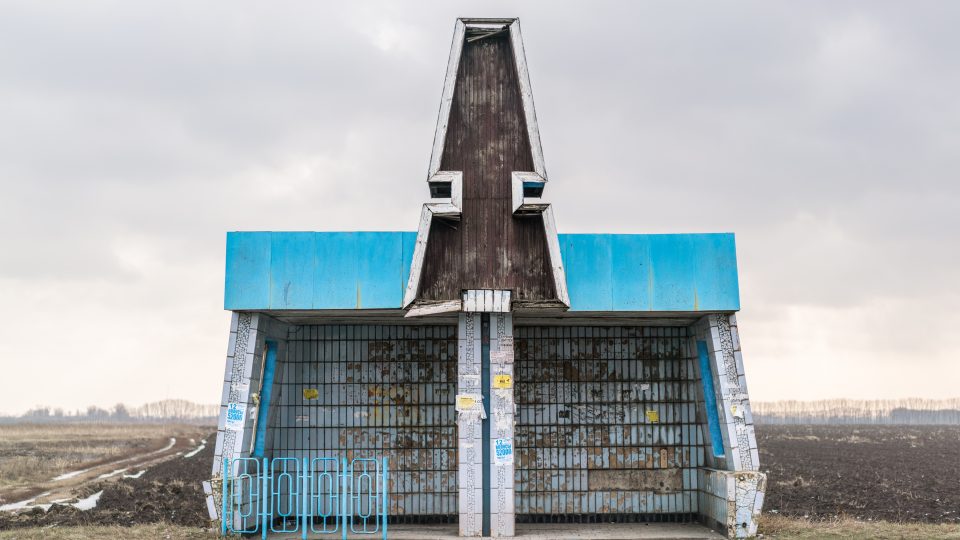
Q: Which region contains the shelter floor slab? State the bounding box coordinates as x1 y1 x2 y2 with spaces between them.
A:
267 522 724 540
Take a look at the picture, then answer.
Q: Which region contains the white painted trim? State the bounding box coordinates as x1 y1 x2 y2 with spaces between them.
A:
462 290 511 313
428 20 466 179
403 205 435 308
429 170 463 210
405 299 463 317
511 171 548 214
509 20 547 179
540 206 570 307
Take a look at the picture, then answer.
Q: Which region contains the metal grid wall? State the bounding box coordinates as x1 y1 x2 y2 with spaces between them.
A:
269 325 458 522
514 326 704 522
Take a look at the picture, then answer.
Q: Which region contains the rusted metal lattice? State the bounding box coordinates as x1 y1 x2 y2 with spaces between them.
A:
514 326 703 523
269 325 458 523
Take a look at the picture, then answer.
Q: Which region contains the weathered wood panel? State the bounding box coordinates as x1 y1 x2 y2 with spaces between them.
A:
418 35 555 303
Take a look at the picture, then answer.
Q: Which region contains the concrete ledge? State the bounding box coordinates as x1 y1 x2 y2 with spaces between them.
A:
697 468 766 538
267 522 724 539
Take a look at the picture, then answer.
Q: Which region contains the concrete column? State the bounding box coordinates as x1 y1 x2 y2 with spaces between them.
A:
213 312 261 477
457 312 483 536
692 314 765 538
211 311 263 531
211 312 288 530
489 312 515 537
458 290 515 537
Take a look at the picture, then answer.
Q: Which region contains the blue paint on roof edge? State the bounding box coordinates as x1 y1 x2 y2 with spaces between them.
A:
224 231 739 312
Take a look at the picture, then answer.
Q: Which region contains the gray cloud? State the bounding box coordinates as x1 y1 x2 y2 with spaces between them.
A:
1 1 958 413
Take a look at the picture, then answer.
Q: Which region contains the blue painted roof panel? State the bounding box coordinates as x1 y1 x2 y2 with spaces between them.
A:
224 231 740 312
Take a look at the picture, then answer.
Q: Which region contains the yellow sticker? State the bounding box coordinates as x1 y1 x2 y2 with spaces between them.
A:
493 374 513 389
456 395 477 411
303 388 319 400
645 410 660 423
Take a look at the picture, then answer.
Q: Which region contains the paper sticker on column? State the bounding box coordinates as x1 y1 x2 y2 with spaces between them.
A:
494 438 514 465
493 374 513 389
731 404 745 418
303 388 319 400
456 394 479 412
225 403 246 431
645 410 659 423
490 350 513 364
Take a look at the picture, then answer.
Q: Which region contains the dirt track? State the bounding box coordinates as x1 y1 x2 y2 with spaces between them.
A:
0 432 214 530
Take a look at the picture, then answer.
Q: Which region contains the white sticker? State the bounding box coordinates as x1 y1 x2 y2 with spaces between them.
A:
494 438 514 465
225 403 247 431
490 350 513 364
731 404 745 419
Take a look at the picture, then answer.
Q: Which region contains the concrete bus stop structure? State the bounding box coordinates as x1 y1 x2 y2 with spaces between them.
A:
212 18 765 539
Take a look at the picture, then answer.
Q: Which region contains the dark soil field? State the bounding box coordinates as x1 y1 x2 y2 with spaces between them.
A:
2 425 958 533
758 425 960 523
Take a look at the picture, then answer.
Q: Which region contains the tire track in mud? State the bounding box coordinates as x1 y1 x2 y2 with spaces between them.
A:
0 428 207 514
0 431 216 529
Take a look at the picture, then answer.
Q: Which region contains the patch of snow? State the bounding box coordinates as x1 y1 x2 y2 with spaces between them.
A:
73 490 103 511
184 443 206 458
1 491 102 513
53 468 91 481
96 468 129 480
0 492 51 512
156 437 176 453
123 470 147 479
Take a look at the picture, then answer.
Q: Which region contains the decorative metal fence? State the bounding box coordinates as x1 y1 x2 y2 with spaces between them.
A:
222 457 389 539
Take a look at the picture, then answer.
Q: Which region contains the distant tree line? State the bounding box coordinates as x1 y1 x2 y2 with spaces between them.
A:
753 398 960 425
0 399 218 424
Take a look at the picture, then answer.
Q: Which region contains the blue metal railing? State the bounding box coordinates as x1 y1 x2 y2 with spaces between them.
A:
222 457 388 539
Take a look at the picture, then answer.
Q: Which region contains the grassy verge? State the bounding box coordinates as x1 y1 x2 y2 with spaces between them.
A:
760 514 960 539
2 516 958 539
0 523 217 540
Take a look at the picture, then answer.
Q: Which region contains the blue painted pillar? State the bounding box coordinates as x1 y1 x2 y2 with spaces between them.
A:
697 340 726 458
253 341 278 457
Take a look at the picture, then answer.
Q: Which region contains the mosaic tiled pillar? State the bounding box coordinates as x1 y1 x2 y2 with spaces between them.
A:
457 290 515 537
212 312 260 476
210 312 287 528
210 312 262 529
457 312 483 536
489 312 515 537
693 314 765 538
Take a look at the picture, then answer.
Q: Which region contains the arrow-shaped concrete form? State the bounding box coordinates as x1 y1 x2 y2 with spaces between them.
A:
404 18 569 317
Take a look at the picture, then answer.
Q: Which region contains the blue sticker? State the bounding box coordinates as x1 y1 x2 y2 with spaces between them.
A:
494 438 513 465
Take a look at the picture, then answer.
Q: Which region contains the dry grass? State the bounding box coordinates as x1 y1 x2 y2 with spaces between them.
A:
0 523 216 539
0 423 199 491
760 513 960 539
2 519 959 539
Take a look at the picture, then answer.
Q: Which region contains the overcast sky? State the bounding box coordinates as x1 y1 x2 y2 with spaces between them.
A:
1 1 958 414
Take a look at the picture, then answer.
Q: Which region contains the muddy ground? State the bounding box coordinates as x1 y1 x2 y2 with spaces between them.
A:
0 435 214 530
2 425 958 530
759 425 960 523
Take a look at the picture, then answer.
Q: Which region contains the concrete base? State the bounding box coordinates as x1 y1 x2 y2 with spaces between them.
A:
267 523 724 539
